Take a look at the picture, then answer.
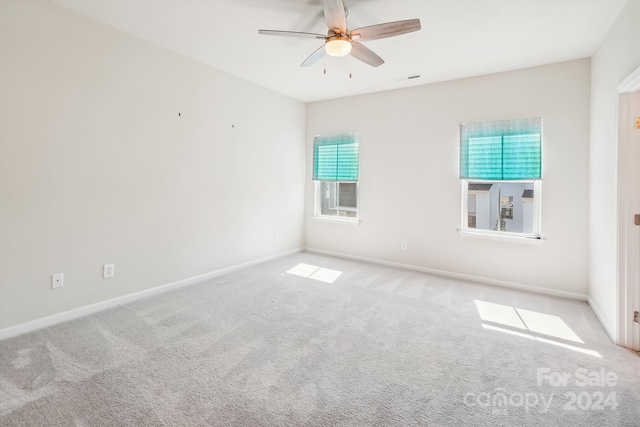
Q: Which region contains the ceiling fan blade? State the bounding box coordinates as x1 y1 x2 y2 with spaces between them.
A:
301 45 326 67
350 19 421 42
323 0 347 34
350 42 384 67
258 30 326 40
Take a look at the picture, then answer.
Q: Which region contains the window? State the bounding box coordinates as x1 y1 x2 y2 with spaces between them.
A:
460 118 542 238
313 133 359 219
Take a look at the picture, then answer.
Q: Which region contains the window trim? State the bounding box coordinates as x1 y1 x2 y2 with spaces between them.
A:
311 215 361 226
457 229 544 244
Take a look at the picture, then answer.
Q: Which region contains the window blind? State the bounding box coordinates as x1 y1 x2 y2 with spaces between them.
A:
313 133 359 181
460 118 542 180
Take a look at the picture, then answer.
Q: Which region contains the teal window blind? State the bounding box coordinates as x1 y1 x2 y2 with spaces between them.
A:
460 118 542 180
313 133 359 181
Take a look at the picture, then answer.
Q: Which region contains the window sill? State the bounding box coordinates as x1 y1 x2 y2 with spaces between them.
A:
312 216 360 226
458 230 544 245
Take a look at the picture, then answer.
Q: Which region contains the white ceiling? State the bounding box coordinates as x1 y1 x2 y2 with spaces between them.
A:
54 0 628 103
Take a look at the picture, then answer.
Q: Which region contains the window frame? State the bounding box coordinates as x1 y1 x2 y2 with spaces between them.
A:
459 117 543 241
312 132 360 223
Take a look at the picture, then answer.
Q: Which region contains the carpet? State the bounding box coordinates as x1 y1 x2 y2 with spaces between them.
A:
1 252 639 426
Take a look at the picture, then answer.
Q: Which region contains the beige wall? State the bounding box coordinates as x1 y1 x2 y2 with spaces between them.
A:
0 1 305 329
1 0 632 334
589 0 640 339
305 59 591 296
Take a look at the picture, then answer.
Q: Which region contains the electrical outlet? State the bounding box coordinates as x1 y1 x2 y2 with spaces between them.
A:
51 273 64 289
103 264 115 279
401 241 408 250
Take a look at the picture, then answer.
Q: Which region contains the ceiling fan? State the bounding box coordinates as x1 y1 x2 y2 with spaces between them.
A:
258 0 421 68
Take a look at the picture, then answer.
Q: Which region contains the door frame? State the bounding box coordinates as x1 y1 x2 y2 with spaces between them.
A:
616 65 640 350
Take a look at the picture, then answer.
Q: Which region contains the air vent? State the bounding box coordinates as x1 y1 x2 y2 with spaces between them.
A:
394 74 421 81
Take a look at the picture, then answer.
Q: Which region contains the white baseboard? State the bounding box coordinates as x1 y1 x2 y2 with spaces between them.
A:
587 297 616 343
0 248 303 341
304 247 589 301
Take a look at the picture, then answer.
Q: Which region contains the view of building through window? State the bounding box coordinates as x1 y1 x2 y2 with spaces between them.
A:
318 182 357 218
467 182 536 234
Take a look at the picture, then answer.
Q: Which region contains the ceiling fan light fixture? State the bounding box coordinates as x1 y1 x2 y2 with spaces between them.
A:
325 37 352 57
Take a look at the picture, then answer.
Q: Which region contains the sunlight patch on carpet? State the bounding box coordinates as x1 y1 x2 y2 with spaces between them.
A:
475 300 601 358
286 263 342 284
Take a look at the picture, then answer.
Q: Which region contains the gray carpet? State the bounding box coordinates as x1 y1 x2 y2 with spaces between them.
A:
1 252 639 426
